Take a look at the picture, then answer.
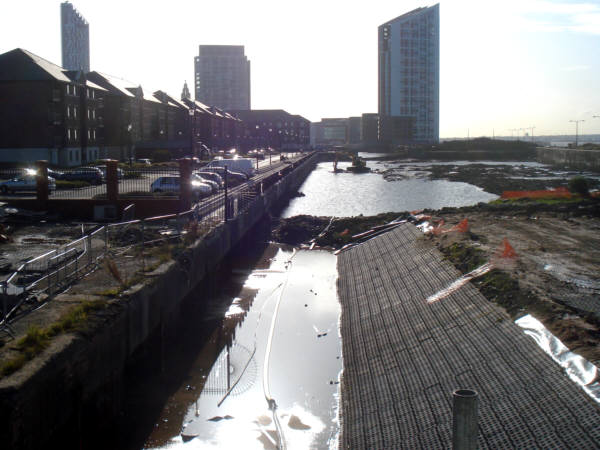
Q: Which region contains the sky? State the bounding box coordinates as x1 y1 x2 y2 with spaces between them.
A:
1 0 599 138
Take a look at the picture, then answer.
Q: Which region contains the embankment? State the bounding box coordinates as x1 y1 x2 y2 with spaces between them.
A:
0 154 318 450
537 146 600 171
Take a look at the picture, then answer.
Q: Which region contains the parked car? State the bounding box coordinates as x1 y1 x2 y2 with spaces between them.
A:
95 166 124 180
136 159 152 165
0 174 55 194
59 167 104 185
192 174 219 193
204 158 254 178
194 171 224 188
248 149 265 160
47 168 64 179
150 176 212 198
199 166 247 186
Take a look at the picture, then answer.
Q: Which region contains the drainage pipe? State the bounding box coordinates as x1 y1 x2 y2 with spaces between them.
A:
452 388 478 450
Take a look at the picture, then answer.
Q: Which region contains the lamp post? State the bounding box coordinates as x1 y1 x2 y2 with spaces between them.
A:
127 123 133 166
526 126 535 143
569 119 584 147
189 108 195 157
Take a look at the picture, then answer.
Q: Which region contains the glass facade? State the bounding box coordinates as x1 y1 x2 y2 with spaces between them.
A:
61 2 90 72
378 4 439 144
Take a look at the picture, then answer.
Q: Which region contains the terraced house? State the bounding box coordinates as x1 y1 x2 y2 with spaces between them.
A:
0 48 105 166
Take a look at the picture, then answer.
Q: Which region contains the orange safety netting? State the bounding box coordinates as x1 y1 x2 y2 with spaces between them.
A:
501 187 571 199
431 218 469 235
499 238 517 258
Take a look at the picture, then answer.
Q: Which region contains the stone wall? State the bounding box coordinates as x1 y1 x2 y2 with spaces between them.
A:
0 153 319 449
537 147 600 171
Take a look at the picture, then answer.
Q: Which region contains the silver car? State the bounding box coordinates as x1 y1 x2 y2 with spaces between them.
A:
0 174 56 194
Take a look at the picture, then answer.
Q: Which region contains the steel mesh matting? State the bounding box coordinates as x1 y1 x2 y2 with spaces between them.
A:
337 224 600 449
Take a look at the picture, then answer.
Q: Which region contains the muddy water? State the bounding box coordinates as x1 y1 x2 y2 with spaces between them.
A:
141 246 341 449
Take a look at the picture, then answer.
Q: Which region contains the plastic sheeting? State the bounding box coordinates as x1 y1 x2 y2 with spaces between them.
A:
516 314 600 403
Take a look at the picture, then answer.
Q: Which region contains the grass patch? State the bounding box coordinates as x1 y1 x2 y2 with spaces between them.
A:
97 287 121 297
440 242 487 273
490 197 583 206
0 300 106 378
439 242 545 318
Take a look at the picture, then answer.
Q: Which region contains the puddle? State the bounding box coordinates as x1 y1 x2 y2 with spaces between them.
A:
143 246 342 449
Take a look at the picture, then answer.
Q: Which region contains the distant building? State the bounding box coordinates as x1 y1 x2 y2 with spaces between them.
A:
378 4 439 144
311 118 348 147
194 45 251 111
348 117 362 144
361 113 379 144
61 2 90 72
181 81 191 100
228 110 310 151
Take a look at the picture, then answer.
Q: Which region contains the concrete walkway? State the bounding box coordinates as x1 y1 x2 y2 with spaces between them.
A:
337 224 600 449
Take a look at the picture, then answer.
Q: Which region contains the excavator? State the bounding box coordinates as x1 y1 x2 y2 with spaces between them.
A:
333 150 370 173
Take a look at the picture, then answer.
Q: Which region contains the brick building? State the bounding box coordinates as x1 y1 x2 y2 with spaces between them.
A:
0 48 105 166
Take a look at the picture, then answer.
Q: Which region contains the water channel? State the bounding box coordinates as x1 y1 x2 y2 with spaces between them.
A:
127 158 558 449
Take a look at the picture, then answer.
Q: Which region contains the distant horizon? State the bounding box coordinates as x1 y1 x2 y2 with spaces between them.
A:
1 0 599 137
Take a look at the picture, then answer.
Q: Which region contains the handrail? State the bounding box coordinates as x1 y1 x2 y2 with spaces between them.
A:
0 153 313 328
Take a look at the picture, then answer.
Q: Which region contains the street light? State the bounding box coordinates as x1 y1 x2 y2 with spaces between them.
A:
189 108 195 156
526 126 535 143
127 123 133 166
569 119 584 147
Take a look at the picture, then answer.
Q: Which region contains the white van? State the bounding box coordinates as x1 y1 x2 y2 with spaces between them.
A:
204 158 255 178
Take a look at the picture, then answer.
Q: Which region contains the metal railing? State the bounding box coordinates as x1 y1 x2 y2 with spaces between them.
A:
118 166 179 197
50 164 108 199
0 153 314 333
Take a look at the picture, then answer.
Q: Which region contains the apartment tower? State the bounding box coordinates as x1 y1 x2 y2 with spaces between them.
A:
61 2 90 72
194 45 250 111
378 4 439 144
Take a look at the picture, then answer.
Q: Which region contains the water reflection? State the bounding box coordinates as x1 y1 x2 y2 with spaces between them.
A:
144 247 341 450
282 161 497 217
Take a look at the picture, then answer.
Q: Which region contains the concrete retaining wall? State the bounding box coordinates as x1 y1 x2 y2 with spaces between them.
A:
0 154 319 449
537 147 600 171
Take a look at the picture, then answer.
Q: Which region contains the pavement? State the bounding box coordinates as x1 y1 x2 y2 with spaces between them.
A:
337 223 600 448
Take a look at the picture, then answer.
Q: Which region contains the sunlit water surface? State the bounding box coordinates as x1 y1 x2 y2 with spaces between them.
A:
144 247 341 450
282 161 497 217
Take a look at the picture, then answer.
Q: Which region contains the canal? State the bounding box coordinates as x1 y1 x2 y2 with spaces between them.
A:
120 158 534 449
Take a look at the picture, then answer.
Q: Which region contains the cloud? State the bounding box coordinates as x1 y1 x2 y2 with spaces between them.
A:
496 0 600 35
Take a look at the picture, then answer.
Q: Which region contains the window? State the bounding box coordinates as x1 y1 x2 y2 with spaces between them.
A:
73 86 77 96
88 130 91 139
67 129 71 140
93 129 96 140
87 109 90 119
92 109 96 119
67 106 71 118
69 150 73 162
66 85 70 95
74 107 77 118
87 88 90 98
74 129 78 140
